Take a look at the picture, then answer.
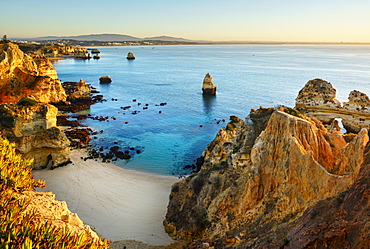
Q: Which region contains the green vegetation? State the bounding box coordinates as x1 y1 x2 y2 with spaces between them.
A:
196 208 209 230
232 146 240 153
0 106 15 129
17 97 39 106
0 138 110 248
192 172 205 194
171 184 180 193
282 237 290 245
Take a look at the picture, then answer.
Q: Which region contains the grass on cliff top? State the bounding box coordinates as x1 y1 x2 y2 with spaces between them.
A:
0 137 110 248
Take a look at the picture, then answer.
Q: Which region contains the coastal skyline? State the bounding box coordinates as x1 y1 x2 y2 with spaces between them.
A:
2 0 370 43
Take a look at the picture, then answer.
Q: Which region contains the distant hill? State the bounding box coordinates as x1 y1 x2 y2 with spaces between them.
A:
143 36 192 42
32 34 194 42
34 34 141 42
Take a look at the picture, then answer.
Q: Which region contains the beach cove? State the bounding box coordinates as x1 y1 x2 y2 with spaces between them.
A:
32 150 178 246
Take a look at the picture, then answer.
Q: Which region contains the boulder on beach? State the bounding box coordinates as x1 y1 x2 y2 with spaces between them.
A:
202 73 216 95
126 52 135 60
99 75 112 84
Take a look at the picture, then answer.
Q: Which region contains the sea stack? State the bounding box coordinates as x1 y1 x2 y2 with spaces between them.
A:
202 73 216 95
126 52 135 60
99 75 112 84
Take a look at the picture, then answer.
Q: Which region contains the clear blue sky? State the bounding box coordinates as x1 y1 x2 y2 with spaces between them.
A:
2 0 370 42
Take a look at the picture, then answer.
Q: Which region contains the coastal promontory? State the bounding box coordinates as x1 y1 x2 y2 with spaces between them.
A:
0 42 66 104
165 79 370 248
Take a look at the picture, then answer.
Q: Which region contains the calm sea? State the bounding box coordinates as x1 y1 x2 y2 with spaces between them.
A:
53 45 370 175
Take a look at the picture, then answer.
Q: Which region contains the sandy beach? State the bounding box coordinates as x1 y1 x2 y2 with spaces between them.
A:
32 149 179 246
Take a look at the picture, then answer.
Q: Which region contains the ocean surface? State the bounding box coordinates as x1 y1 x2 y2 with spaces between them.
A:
53 45 370 175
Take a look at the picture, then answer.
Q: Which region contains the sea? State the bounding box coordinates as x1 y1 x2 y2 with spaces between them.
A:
52 44 370 176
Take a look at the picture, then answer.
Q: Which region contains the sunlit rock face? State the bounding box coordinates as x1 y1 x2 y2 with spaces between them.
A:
202 73 216 95
165 107 368 245
295 78 341 109
18 191 100 241
65 79 92 101
295 79 370 133
126 52 135 59
0 42 66 104
0 102 70 169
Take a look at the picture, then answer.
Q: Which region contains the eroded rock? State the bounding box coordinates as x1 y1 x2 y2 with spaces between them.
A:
165 107 368 244
0 103 70 169
0 42 67 104
202 73 216 95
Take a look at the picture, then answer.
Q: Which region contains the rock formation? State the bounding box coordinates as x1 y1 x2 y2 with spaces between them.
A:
126 52 135 60
0 42 67 104
64 79 92 101
0 101 70 169
165 106 368 246
19 191 101 241
296 78 370 133
202 73 216 95
99 75 112 84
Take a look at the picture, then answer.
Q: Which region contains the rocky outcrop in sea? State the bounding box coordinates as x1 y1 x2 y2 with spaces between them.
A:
296 78 370 133
165 79 370 248
202 73 216 95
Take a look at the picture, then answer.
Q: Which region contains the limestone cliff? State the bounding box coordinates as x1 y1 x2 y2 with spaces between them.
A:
0 102 70 169
0 42 66 104
296 78 370 133
202 73 216 95
165 107 368 246
18 191 102 242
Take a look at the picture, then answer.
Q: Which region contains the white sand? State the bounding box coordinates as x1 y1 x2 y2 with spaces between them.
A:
32 150 179 246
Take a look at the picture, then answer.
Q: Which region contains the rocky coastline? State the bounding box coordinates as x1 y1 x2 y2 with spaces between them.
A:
2 39 370 248
164 79 370 248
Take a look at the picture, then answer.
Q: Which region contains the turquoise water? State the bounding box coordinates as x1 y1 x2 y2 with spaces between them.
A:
53 45 370 175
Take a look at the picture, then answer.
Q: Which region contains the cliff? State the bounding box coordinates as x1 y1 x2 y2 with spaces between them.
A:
0 137 109 248
296 78 370 133
0 101 70 169
0 42 66 104
165 106 368 247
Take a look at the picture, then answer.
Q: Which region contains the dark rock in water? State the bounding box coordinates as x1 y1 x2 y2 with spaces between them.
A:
99 75 112 84
126 52 135 60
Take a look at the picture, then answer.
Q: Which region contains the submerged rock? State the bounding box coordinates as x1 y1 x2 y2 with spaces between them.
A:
202 73 216 95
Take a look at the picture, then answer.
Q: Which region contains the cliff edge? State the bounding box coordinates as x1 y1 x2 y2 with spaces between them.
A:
165 107 368 246
0 42 66 104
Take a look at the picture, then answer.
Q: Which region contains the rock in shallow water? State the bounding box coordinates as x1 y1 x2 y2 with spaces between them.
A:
99 75 112 84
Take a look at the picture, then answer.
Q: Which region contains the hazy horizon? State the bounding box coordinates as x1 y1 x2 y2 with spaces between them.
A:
2 0 370 43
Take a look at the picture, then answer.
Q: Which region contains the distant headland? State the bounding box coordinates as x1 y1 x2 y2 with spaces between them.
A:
7 33 370 46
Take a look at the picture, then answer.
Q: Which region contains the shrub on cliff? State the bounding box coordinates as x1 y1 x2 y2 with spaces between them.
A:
0 137 110 248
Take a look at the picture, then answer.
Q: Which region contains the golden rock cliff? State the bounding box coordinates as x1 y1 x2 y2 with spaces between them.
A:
0 42 66 104
296 78 370 133
165 107 368 246
0 102 70 169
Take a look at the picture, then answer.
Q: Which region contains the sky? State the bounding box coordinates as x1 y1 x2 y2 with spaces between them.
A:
1 0 370 42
